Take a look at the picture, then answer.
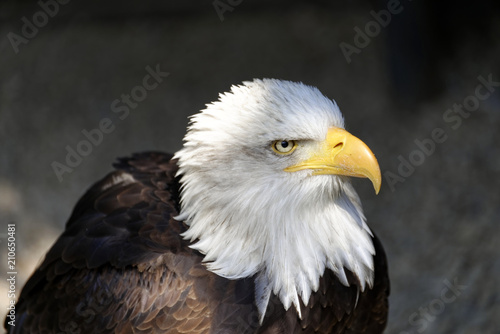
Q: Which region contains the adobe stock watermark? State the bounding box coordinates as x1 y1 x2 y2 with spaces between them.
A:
5 223 17 329
385 74 499 192
51 64 169 182
213 0 243 21
339 0 404 64
7 0 71 54
399 277 467 333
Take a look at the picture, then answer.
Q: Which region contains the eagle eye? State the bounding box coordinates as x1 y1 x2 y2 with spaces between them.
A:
272 140 297 154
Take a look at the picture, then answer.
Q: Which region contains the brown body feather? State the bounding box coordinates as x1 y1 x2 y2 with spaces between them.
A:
5 152 389 334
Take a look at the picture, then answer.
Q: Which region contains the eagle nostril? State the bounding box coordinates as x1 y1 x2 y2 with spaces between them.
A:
334 142 344 150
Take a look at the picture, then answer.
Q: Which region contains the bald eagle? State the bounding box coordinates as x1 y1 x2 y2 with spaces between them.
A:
6 79 389 333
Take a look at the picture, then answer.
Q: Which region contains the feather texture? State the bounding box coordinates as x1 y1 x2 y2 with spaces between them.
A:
6 79 389 334
175 79 377 317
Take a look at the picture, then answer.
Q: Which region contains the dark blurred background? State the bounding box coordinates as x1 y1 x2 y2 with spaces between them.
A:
1 1 499 333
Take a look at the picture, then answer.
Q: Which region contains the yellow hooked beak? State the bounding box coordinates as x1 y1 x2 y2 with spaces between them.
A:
284 127 382 194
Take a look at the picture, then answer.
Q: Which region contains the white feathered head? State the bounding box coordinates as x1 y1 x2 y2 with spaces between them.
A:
174 79 381 320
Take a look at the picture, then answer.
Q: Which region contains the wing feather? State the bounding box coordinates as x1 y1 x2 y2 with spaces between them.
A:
6 152 251 334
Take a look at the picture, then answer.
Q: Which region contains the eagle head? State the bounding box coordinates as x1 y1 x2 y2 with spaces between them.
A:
174 79 381 320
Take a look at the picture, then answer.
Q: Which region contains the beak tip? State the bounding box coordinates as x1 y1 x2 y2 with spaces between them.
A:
371 174 382 195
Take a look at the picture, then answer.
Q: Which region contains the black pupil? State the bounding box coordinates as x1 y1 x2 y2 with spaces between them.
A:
281 141 289 148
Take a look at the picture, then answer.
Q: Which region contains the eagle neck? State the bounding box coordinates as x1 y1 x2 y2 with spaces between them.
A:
176 175 375 321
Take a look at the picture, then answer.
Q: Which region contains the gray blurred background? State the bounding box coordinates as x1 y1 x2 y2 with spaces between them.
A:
1 1 499 333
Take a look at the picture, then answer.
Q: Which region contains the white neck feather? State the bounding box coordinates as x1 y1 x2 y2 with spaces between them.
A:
175 167 375 321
